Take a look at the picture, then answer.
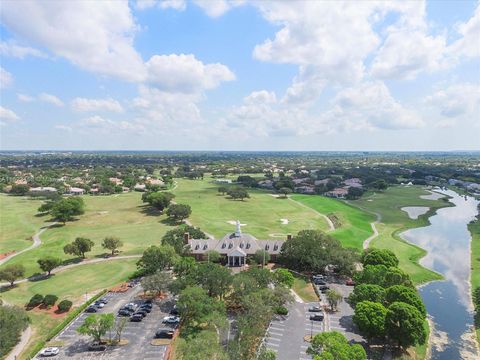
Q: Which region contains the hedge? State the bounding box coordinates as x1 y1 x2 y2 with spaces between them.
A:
27 294 44 308
27 289 107 359
43 294 58 307
57 300 73 313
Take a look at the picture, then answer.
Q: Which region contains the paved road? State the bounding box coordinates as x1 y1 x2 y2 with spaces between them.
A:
263 300 325 360
0 222 57 266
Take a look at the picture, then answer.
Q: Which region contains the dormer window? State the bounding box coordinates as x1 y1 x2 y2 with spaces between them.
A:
246 243 251 249
228 243 233 249
222 243 226 249
203 244 208 250
274 244 278 251
265 245 270 250
195 244 199 250
240 243 244 248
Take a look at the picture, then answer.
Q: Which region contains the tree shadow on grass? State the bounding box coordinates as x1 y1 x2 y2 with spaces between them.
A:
0 283 17 292
138 204 163 217
27 273 50 282
62 257 83 266
160 218 182 226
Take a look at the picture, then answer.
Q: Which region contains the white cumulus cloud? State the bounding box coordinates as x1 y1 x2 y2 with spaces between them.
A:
0 67 13 88
38 93 64 107
0 106 20 122
71 97 124 113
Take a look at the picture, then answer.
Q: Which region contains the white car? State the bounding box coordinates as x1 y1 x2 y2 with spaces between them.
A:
40 347 59 357
162 315 180 324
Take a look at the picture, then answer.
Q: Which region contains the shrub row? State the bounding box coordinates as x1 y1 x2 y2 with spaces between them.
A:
26 289 107 359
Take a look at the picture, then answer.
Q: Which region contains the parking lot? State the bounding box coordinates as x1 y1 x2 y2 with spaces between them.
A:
36 286 176 360
320 282 365 343
263 300 325 360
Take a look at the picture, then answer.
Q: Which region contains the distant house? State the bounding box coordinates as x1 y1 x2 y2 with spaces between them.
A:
214 179 232 184
325 187 349 199
343 178 363 188
90 188 99 195
122 186 130 193
314 179 330 186
68 187 85 195
258 180 274 189
292 178 309 185
294 185 315 194
109 177 123 186
134 183 146 192
14 179 28 185
30 187 57 193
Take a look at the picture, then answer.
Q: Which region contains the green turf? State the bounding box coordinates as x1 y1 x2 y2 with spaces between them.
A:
172 178 329 239
352 186 452 284
0 194 47 254
0 259 137 359
292 276 318 303
468 220 480 345
290 194 375 249
0 192 170 277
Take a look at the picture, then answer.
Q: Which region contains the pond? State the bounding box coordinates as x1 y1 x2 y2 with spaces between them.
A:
401 190 479 359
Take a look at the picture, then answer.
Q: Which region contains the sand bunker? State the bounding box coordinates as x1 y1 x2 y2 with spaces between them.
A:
421 191 444 200
401 206 429 219
280 219 289 225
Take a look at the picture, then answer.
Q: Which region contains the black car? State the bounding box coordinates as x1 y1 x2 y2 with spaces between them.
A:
130 314 143 322
141 302 153 309
155 328 175 339
170 306 179 315
139 305 152 313
310 314 324 321
318 285 329 291
85 306 97 313
313 279 327 285
99 297 109 304
88 343 107 351
135 309 148 317
143 299 153 304
118 309 131 317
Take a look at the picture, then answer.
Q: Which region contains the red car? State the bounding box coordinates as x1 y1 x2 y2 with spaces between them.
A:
345 278 355 286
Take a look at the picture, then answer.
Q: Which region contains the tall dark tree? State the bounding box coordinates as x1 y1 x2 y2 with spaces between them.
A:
63 237 94 258
385 302 427 348
136 245 179 274
353 301 387 341
166 204 192 222
37 256 62 275
162 225 207 255
362 248 399 268
0 264 25 286
101 236 123 256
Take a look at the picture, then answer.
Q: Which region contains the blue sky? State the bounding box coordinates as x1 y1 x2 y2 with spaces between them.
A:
0 0 479 151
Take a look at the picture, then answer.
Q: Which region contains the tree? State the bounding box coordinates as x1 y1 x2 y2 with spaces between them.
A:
57 300 73 312
136 245 179 275
227 187 250 201
346 187 363 200
38 201 55 214
142 191 175 211
218 186 228 195
27 294 44 308
274 269 294 288
307 331 366 360
279 187 292 198
141 271 173 296
257 347 277 360
385 285 426 317
385 302 427 348
206 250 221 263
194 263 233 299
43 294 58 307
178 330 228 360
177 286 226 335
77 313 115 343
50 197 85 223
362 249 399 268
114 317 127 343
254 249 271 267
10 184 29 196
63 237 94 259
348 284 385 308
166 204 192 222
37 256 62 275
162 225 207 255
173 256 198 277
280 230 356 273
353 301 387 341
0 264 25 286
101 237 123 256
373 179 388 191
0 304 30 358
326 289 343 311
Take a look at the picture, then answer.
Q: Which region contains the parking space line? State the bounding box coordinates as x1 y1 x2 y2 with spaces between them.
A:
266 342 280 347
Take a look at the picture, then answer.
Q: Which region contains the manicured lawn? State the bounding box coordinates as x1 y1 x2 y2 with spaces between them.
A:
352 186 452 285
0 194 47 254
172 178 329 239
290 194 375 249
1 259 137 359
1 192 170 277
468 220 480 344
292 276 318 302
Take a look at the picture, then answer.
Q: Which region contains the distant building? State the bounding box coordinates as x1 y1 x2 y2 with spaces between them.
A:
14 179 28 185
134 184 146 191
68 187 85 195
186 221 287 267
294 185 315 194
343 178 363 188
30 187 57 193
325 187 349 199
148 179 165 186
109 177 123 186
214 179 232 184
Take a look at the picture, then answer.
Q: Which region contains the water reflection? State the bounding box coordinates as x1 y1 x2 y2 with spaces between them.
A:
400 190 479 360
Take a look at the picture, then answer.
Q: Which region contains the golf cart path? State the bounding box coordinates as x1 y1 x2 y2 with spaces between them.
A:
0 222 57 266
0 255 142 287
344 200 381 250
287 197 335 232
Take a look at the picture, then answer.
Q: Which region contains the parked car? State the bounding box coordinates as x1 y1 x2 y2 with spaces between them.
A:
39 347 59 357
143 299 153 304
139 305 152 313
130 314 143 322
170 305 179 315
141 302 153 309
345 278 355 286
125 303 137 312
118 309 131 317
313 279 327 285
318 285 329 291
135 309 148 317
162 316 180 324
310 314 324 321
99 297 109 304
94 301 105 308
88 343 107 351
85 306 97 313
155 328 175 339
308 306 322 312
312 274 325 280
